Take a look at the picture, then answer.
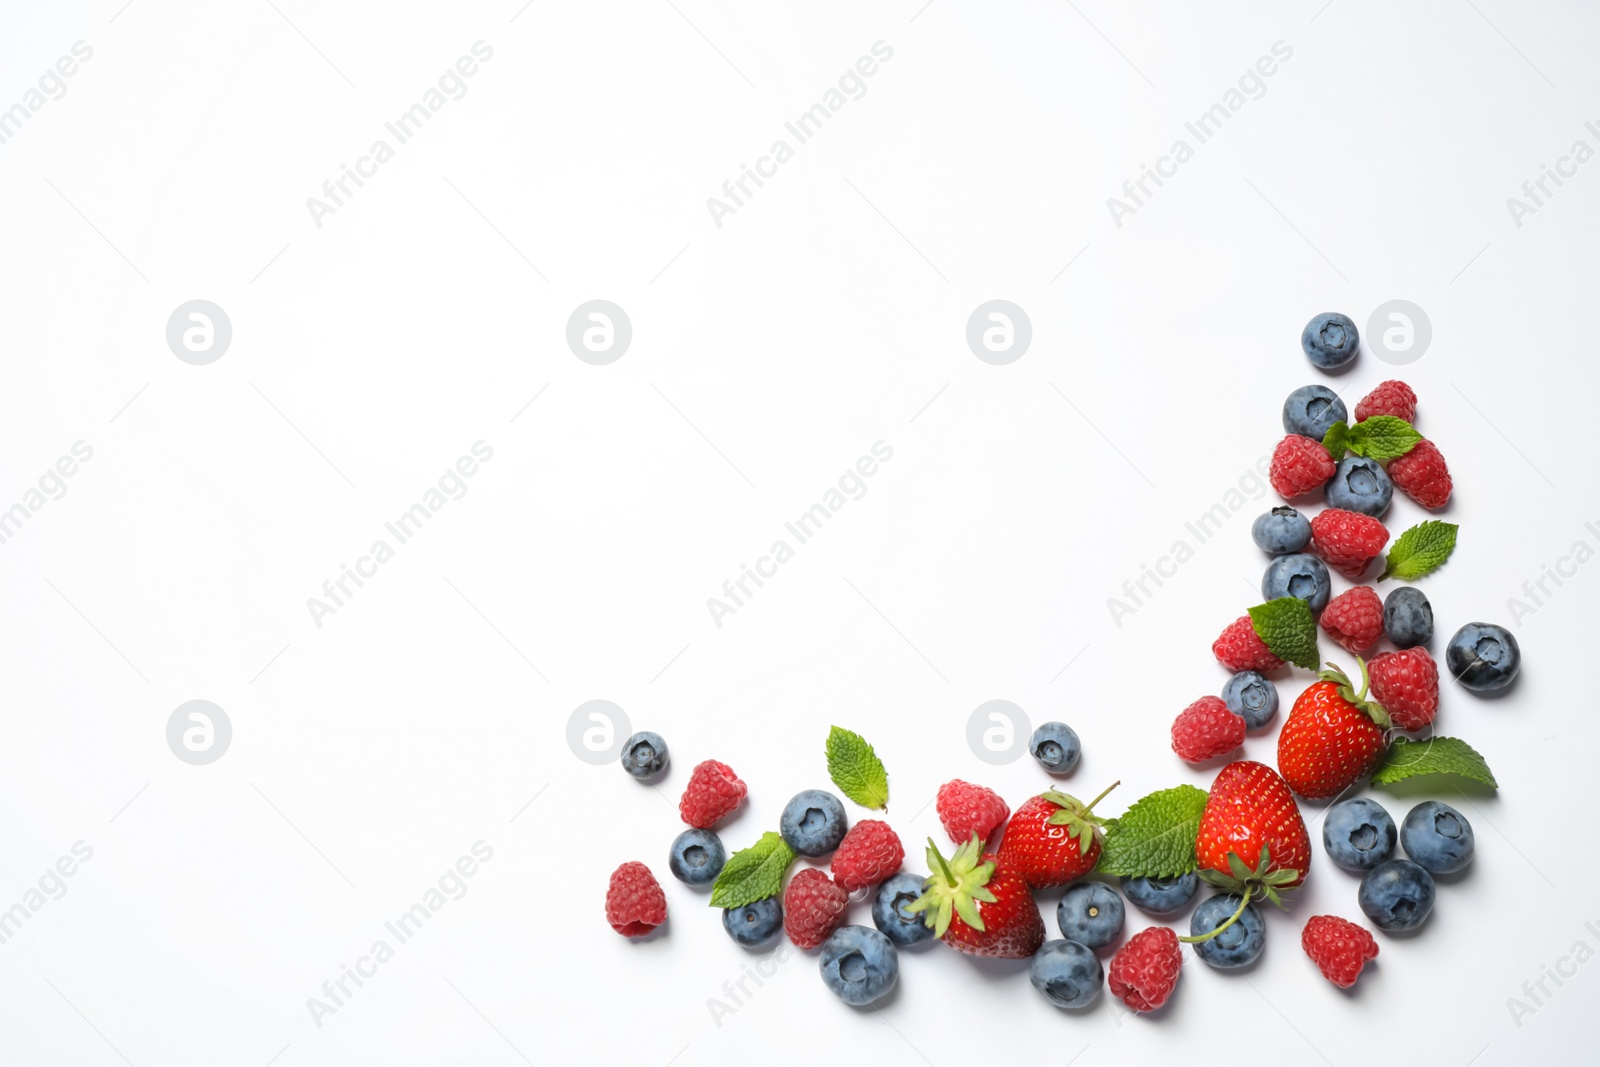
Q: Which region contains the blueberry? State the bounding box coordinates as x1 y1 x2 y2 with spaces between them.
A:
1322 797 1397 872
668 828 726 886
1056 882 1124 950
1401 801 1474 875
619 731 668 780
819 926 899 1006
1325 456 1393 518
1358 859 1436 932
1252 506 1313 555
1302 312 1360 371
1262 552 1332 615
1188 893 1265 970
1384 587 1434 648
1029 939 1103 1009
1121 873 1198 914
722 896 783 947
779 790 848 856
1221 671 1279 730
872 872 934 946
1447 622 1521 692
1282 385 1349 441
1029 721 1081 775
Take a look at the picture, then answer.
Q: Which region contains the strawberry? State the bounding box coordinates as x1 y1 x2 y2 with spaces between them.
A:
1276 661 1390 799
907 835 1044 959
1368 647 1440 730
996 782 1118 889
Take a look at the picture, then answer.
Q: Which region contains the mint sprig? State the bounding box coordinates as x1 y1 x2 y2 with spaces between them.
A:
826 726 889 810
1098 784 1208 878
1248 597 1320 670
1322 421 1350 461
709 832 796 908
1371 736 1497 790
1381 521 1459 581
1345 415 1423 461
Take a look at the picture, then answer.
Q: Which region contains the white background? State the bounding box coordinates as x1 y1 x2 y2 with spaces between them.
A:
2 1 1598 1064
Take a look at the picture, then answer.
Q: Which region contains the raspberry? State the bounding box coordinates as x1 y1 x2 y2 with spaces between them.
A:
936 780 1010 845
1354 380 1417 423
830 820 905 892
605 861 667 937
1270 435 1336 498
1320 586 1384 653
1389 439 1452 509
1368 647 1440 730
1310 508 1389 580
1170 696 1246 763
678 760 747 828
1301 914 1379 988
1212 615 1284 673
1107 926 1183 1012
783 868 848 949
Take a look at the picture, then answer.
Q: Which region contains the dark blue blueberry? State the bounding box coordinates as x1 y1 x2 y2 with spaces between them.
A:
1325 456 1393 518
620 731 668 780
1121 873 1198 914
1283 385 1349 440
668 828 725 886
1262 552 1332 615
1188 893 1265 970
1322 797 1396 872
1401 801 1474 875
779 790 848 856
1384 587 1433 648
1358 859 1436 932
819 925 899 1005
722 896 783 947
1252 506 1313 555
1302 312 1360 371
872 872 934 946
1029 939 1103 1008
1447 622 1521 692
1221 671 1279 730
1029 721 1081 775
1056 881 1125 950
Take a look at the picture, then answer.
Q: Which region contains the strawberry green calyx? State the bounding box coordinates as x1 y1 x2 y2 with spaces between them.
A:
1321 659 1392 729
907 835 997 937
1042 780 1120 856
1185 848 1301 943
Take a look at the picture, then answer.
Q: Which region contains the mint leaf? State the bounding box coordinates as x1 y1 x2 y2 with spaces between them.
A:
709 832 796 908
1248 597 1320 670
826 725 889 810
1099 785 1208 878
1322 421 1350 461
1347 415 1423 461
1371 736 1497 789
1381 521 1459 581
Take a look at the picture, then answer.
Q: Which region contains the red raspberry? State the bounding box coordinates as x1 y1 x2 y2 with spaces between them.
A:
1389 439 1452 509
1212 615 1284 673
1368 647 1440 730
1320 586 1384 653
1107 926 1183 1012
830 820 905 892
1170 696 1245 763
1301 914 1379 988
678 760 747 828
936 780 1010 845
1270 435 1336 498
783 868 847 949
605 861 667 937
1310 508 1389 580
1354 380 1417 423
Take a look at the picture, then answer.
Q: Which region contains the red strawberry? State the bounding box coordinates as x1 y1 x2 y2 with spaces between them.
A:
907 835 1044 959
678 760 746 828
996 783 1118 889
1108 926 1183 1012
1354 380 1417 424
830 820 905 892
783 868 848 949
1389 439 1452 509
605 861 667 937
1368 647 1440 730
1310 508 1389 580
1320 586 1384 653
1276 662 1390 799
1302 915 1379 988
1171 696 1246 763
1195 761 1312 893
935 780 1010 846
1212 615 1285 673
1270 434 1336 498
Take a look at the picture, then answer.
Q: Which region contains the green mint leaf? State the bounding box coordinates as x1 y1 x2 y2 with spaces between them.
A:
1322 421 1350 461
1098 785 1208 878
709 832 796 908
826 725 889 810
1381 521 1459 581
1371 736 1498 790
1346 415 1423 461
1248 597 1320 670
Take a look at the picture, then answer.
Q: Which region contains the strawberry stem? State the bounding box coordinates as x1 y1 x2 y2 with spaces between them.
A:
1178 888 1253 944
928 837 958 888
1082 780 1120 814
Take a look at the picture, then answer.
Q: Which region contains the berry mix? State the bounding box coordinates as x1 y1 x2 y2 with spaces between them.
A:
604 312 1521 1013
